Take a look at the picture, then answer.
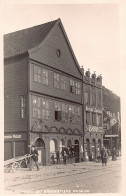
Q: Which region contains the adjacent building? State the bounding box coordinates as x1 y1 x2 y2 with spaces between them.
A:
83 70 103 161
4 18 103 164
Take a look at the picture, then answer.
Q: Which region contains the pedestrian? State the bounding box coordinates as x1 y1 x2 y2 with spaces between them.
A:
56 151 60 164
112 148 117 161
101 147 108 166
51 154 55 164
29 145 39 171
103 148 108 166
63 150 67 165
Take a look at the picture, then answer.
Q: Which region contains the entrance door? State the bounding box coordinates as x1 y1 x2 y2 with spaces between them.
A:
74 140 79 163
34 138 46 165
92 139 96 160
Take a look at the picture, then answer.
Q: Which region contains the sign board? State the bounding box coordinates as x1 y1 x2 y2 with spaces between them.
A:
105 135 119 138
86 106 102 114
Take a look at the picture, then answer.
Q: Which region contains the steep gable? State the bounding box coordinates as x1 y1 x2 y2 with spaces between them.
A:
29 19 82 79
4 20 57 58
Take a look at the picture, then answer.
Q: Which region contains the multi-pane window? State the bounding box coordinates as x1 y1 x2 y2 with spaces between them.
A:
54 73 60 89
97 89 101 107
54 101 80 124
75 106 81 123
42 98 49 119
34 65 41 83
32 95 49 120
42 69 48 85
62 103 68 122
97 114 102 126
33 64 49 85
69 105 75 123
86 112 90 124
55 101 61 121
84 85 89 104
21 96 26 118
91 87 96 106
61 76 66 90
70 78 80 95
54 73 66 90
92 113 96 125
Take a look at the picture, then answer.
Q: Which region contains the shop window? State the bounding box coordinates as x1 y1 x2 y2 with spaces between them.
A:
21 96 26 119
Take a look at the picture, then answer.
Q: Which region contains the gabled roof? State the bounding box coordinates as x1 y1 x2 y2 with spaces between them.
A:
4 19 57 58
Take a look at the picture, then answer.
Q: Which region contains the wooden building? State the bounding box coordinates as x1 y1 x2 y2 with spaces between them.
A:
4 18 84 164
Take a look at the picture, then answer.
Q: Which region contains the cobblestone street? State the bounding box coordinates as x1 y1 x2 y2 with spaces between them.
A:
4 157 122 194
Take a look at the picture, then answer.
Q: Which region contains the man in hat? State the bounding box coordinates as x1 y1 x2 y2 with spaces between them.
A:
29 145 39 171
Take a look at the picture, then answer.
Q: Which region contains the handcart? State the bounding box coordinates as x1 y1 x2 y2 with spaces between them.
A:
4 154 33 173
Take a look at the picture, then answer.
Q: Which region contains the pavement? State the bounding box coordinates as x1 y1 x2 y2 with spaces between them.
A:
4 156 121 189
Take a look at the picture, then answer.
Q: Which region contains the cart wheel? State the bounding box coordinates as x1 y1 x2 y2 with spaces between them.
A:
4 166 12 173
12 162 21 170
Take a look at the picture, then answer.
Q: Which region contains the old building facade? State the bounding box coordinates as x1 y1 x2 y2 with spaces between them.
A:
83 70 103 161
4 18 103 164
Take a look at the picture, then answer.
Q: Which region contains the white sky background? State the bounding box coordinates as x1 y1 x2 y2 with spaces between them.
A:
3 3 121 96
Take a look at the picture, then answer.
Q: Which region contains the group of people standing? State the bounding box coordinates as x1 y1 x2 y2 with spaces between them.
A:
100 147 117 166
29 145 118 171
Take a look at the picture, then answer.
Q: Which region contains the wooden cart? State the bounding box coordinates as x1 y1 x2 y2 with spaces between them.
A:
4 154 33 173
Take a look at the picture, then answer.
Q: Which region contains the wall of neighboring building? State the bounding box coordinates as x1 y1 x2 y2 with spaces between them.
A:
4 54 28 160
83 71 103 161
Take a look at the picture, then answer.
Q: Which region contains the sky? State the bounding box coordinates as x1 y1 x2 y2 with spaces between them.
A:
3 3 120 96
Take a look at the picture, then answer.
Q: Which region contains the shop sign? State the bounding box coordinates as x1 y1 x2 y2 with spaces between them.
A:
13 134 21 139
86 106 102 114
85 125 102 133
105 135 119 138
4 134 22 139
4 135 12 139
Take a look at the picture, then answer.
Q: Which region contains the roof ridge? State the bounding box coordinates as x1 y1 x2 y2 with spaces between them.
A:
4 19 58 36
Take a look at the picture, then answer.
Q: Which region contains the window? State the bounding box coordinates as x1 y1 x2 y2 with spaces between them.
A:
32 95 49 120
54 73 60 89
33 64 48 85
62 103 68 122
97 114 102 126
75 106 81 123
70 78 80 95
69 105 75 123
21 96 26 118
42 69 48 85
34 65 41 83
92 113 96 125
86 112 90 124
84 85 89 104
97 89 101 107
42 98 49 119
61 76 66 90
91 88 96 106
55 101 61 121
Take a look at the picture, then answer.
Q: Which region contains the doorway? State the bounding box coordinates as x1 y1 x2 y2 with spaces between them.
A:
34 138 46 165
